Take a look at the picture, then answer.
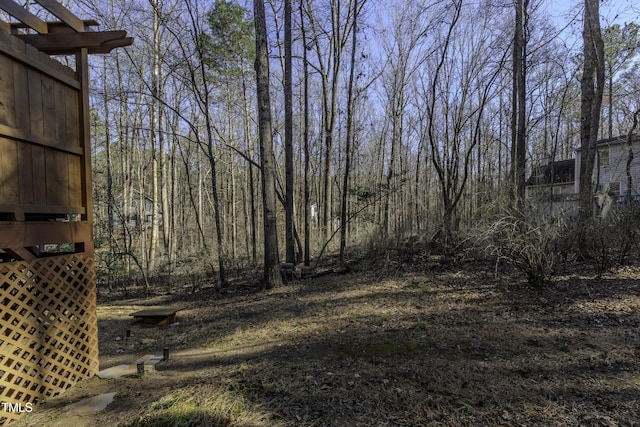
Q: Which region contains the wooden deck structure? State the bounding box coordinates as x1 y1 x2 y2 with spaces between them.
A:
0 1 131 423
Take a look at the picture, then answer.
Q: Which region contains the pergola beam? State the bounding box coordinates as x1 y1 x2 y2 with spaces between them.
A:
0 0 48 34
34 0 84 32
17 30 132 55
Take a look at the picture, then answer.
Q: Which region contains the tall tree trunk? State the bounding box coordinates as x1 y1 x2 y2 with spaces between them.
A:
511 0 527 211
284 0 295 264
340 0 358 266
300 0 311 267
579 0 605 223
148 0 161 274
241 74 257 266
255 0 283 289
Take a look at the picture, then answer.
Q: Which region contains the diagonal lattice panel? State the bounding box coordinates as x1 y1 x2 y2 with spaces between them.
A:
0 254 98 425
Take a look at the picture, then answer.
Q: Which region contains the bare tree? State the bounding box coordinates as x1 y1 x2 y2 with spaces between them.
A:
284 0 295 264
255 0 283 289
578 0 605 223
339 0 359 266
511 0 528 210
422 0 507 246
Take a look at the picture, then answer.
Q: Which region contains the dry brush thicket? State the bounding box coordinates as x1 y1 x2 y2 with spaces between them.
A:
81 0 640 287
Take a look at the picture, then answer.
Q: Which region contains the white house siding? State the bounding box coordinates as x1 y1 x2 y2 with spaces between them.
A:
574 135 640 201
596 142 640 199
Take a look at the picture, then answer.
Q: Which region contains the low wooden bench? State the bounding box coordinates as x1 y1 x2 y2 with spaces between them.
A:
130 307 181 325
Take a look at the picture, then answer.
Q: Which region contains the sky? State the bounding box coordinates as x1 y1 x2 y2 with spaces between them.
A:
549 0 639 28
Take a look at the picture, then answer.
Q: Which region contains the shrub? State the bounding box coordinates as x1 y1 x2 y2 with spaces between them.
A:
474 210 566 286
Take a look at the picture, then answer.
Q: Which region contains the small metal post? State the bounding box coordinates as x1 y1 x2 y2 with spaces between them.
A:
163 346 169 362
126 329 131 339
137 362 144 376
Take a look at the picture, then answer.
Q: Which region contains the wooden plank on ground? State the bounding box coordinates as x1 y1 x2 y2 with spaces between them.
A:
130 307 181 325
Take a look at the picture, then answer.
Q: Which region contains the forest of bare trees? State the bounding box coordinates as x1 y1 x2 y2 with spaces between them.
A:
70 0 640 287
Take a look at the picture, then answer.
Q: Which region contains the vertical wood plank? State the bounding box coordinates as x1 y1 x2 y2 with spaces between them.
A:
18 142 34 205
0 137 5 204
0 138 19 204
28 77 44 138
77 48 93 224
41 76 55 140
13 55 30 133
32 145 47 205
0 53 16 128
59 152 70 207
68 154 82 207
66 86 79 147
45 149 60 206
54 80 68 145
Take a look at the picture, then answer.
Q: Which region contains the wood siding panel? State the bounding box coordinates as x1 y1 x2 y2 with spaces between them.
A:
41 75 56 139
0 137 19 204
0 52 16 128
31 144 47 205
28 68 44 137
66 85 79 147
45 150 69 207
13 54 30 132
68 154 82 207
17 141 34 205
54 79 68 144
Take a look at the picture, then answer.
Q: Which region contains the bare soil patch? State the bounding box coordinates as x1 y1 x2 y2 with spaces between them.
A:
14 261 640 426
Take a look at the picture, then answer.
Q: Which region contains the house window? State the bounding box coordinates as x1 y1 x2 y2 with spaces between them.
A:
609 181 620 196
598 149 609 167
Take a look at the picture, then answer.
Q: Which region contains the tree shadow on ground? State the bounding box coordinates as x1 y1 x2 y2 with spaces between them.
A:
82 266 640 426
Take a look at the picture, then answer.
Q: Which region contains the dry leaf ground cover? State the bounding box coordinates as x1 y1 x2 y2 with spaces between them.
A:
13 260 640 426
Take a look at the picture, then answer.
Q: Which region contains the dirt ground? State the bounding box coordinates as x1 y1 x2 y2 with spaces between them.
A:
12 258 640 426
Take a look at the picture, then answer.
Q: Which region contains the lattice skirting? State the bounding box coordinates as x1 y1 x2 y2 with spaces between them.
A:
0 254 98 425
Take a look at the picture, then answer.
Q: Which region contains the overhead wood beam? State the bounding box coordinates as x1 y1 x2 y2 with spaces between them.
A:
0 0 48 34
10 20 99 33
16 30 132 55
34 0 84 32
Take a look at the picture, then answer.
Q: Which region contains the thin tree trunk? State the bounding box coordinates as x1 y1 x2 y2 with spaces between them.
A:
340 0 358 266
300 0 311 267
579 0 605 223
148 0 161 274
284 0 295 263
255 0 283 289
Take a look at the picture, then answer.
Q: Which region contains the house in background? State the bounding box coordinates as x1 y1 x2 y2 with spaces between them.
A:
574 134 640 202
526 158 578 215
526 134 640 216
112 190 163 230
